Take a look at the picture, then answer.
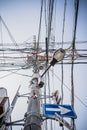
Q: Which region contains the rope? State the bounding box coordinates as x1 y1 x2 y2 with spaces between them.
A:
0 16 27 65
0 16 5 64
37 0 43 50
71 0 79 129
61 0 67 105
44 0 48 36
47 0 54 46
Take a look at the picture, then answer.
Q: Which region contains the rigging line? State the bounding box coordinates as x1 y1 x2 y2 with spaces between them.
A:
23 35 34 43
78 55 87 57
47 71 50 103
61 45 64 103
45 36 48 130
51 68 54 130
0 69 23 79
46 71 52 130
71 0 79 108
0 16 3 44
0 16 17 46
61 0 67 107
50 69 87 108
56 40 87 45
0 16 3 43
71 0 79 128
44 0 48 36
61 0 67 47
46 4 54 124
43 40 48 130
37 0 43 50
0 40 87 45
57 62 87 64
44 3 55 130
51 0 57 30
44 74 47 130
35 0 43 70
44 3 55 109
47 0 54 48
0 48 87 54
52 68 55 92
72 47 87 59
4 70 32 77
0 16 5 64
0 16 27 64
45 37 49 67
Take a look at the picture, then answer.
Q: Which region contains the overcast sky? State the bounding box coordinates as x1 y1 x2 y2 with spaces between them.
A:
0 0 87 130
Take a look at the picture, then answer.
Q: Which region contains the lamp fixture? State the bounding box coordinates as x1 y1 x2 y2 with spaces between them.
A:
41 48 65 78
50 48 65 66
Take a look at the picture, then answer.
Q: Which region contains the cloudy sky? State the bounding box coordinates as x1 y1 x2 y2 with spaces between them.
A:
0 0 87 130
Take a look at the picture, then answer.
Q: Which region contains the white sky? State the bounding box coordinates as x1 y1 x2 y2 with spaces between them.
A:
0 0 87 130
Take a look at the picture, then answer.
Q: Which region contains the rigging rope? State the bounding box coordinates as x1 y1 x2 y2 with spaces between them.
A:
0 16 27 65
0 16 5 64
44 1 55 130
44 0 48 36
0 17 17 46
71 0 79 129
61 0 67 48
61 1 67 130
61 0 67 104
47 0 54 46
72 0 79 109
0 69 20 79
0 16 3 43
37 0 43 50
